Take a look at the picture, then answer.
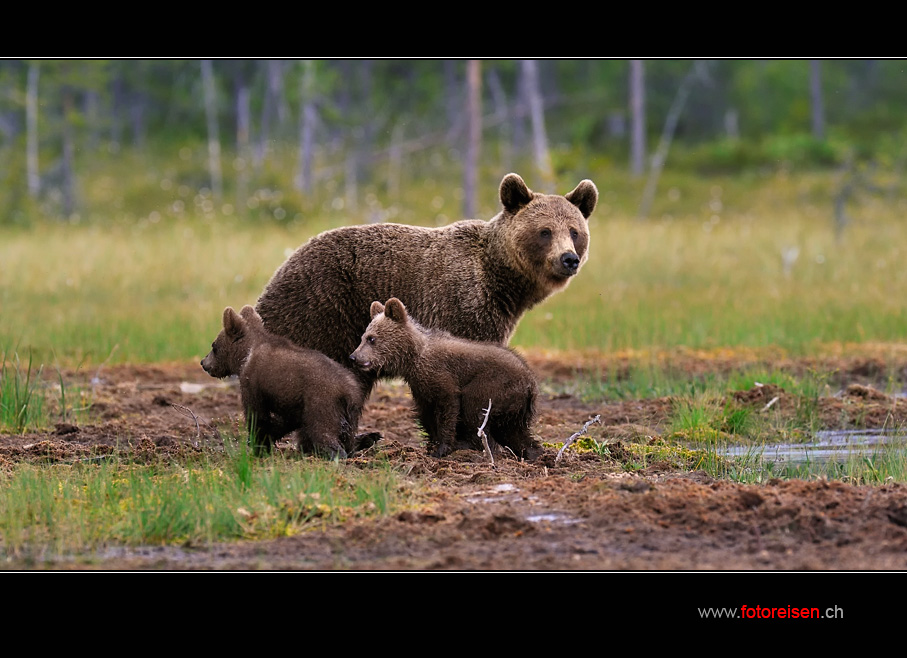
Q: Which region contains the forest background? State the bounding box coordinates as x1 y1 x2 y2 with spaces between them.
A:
1 58 905 366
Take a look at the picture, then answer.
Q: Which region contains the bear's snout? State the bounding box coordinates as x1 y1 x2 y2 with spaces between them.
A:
350 352 370 369
559 251 580 274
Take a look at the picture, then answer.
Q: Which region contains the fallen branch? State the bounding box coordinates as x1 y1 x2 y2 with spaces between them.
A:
556 415 602 463
169 402 212 447
761 396 779 412
477 399 495 467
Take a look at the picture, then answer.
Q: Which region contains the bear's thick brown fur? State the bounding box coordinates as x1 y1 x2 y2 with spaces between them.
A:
350 298 542 460
255 172 597 396
201 305 376 458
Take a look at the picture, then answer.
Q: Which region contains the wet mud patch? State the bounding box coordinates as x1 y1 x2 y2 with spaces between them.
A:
3 350 907 570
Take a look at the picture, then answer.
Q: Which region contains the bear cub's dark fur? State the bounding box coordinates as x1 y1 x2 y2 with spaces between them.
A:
350 297 542 460
201 305 378 458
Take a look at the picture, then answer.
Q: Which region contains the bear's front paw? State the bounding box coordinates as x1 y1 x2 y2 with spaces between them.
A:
430 442 454 459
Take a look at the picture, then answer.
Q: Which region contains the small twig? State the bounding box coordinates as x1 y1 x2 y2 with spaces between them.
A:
556 414 602 463
761 396 779 412
477 398 495 467
169 402 210 447
91 343 120 386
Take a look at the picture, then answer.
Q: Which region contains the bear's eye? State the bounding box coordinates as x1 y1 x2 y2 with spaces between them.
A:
367 336 376 345
540 229 551 239
211 343 217 354
570 228 579 241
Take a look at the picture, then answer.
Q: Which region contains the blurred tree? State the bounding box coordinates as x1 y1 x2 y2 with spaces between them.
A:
639 60 712 218
464 60 482 217
296 59 316 195
630 59 645 177
810 59 825 139
26 61 39 198
521 59 553 190
201 59 223 203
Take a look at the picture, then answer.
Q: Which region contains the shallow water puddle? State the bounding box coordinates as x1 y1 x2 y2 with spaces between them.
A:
464 483 581 524
724 429 907 464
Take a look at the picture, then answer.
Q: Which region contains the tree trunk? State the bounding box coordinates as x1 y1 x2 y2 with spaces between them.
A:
235 76 251 213
521 59 553 190
486 65 512 172
61 83 75 218
639 61 710 219
295 60 316 195
201 59 222 204
463 59 481 218
26 62 40 198
810 60 825 140
629 59 646 178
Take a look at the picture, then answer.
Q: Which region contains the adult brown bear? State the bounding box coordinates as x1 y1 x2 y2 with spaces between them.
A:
255 172 597 396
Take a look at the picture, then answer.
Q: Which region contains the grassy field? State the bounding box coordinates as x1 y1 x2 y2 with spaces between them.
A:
1 167 905 367
4 163 907 557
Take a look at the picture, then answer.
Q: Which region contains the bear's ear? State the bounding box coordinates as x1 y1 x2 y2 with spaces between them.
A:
565 179 598 219
384 298 408 323
499 173 533 213
239 305 264 328
370 301 385 318
223 307 245 339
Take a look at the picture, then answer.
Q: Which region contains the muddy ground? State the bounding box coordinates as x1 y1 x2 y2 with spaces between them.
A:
3 347 907 571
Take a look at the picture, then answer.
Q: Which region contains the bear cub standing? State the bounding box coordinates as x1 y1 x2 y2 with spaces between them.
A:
350 298 542 460
201 305 377 458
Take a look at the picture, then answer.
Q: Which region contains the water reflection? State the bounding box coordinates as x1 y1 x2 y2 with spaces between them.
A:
724 429 907 464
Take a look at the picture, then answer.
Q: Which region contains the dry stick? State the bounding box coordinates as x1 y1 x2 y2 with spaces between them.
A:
169 402 209 447
477 398 495 467
761 396 780 412
556 414 602 463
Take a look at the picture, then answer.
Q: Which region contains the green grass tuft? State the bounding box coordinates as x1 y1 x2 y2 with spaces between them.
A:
0 444 405 560
0 351 47 434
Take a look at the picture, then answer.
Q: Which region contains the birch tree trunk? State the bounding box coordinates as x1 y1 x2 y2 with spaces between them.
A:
26 62 40 198
235 76 251 212
638 61 710 219
463 59 481 218
201 59 222 204
61 82 75 218
256 59 289 169
810 59 825 140
295 60 316 195
520 59 553 191
629 59 646 178
486 66 512 172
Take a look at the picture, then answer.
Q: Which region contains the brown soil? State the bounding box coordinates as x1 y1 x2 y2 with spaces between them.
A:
4 348 907 571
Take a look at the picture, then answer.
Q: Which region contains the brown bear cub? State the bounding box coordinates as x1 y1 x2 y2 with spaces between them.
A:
201 305 378 458
255 173 597 397
350 298 542 461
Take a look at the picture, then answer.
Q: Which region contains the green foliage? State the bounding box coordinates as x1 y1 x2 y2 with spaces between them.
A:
679 134 847 174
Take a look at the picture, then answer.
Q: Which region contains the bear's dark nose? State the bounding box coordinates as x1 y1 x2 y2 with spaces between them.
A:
560 252 580 272
349 353 357 364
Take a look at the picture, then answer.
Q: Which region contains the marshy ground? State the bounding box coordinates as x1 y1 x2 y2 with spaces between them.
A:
3 346 907 570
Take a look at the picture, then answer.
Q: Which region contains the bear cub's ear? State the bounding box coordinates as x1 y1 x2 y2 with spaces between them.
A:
499 173 533 213
223 307 245 339
384 298 407 323
370 301 385 318
239 305 264 329
565 179 598 219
